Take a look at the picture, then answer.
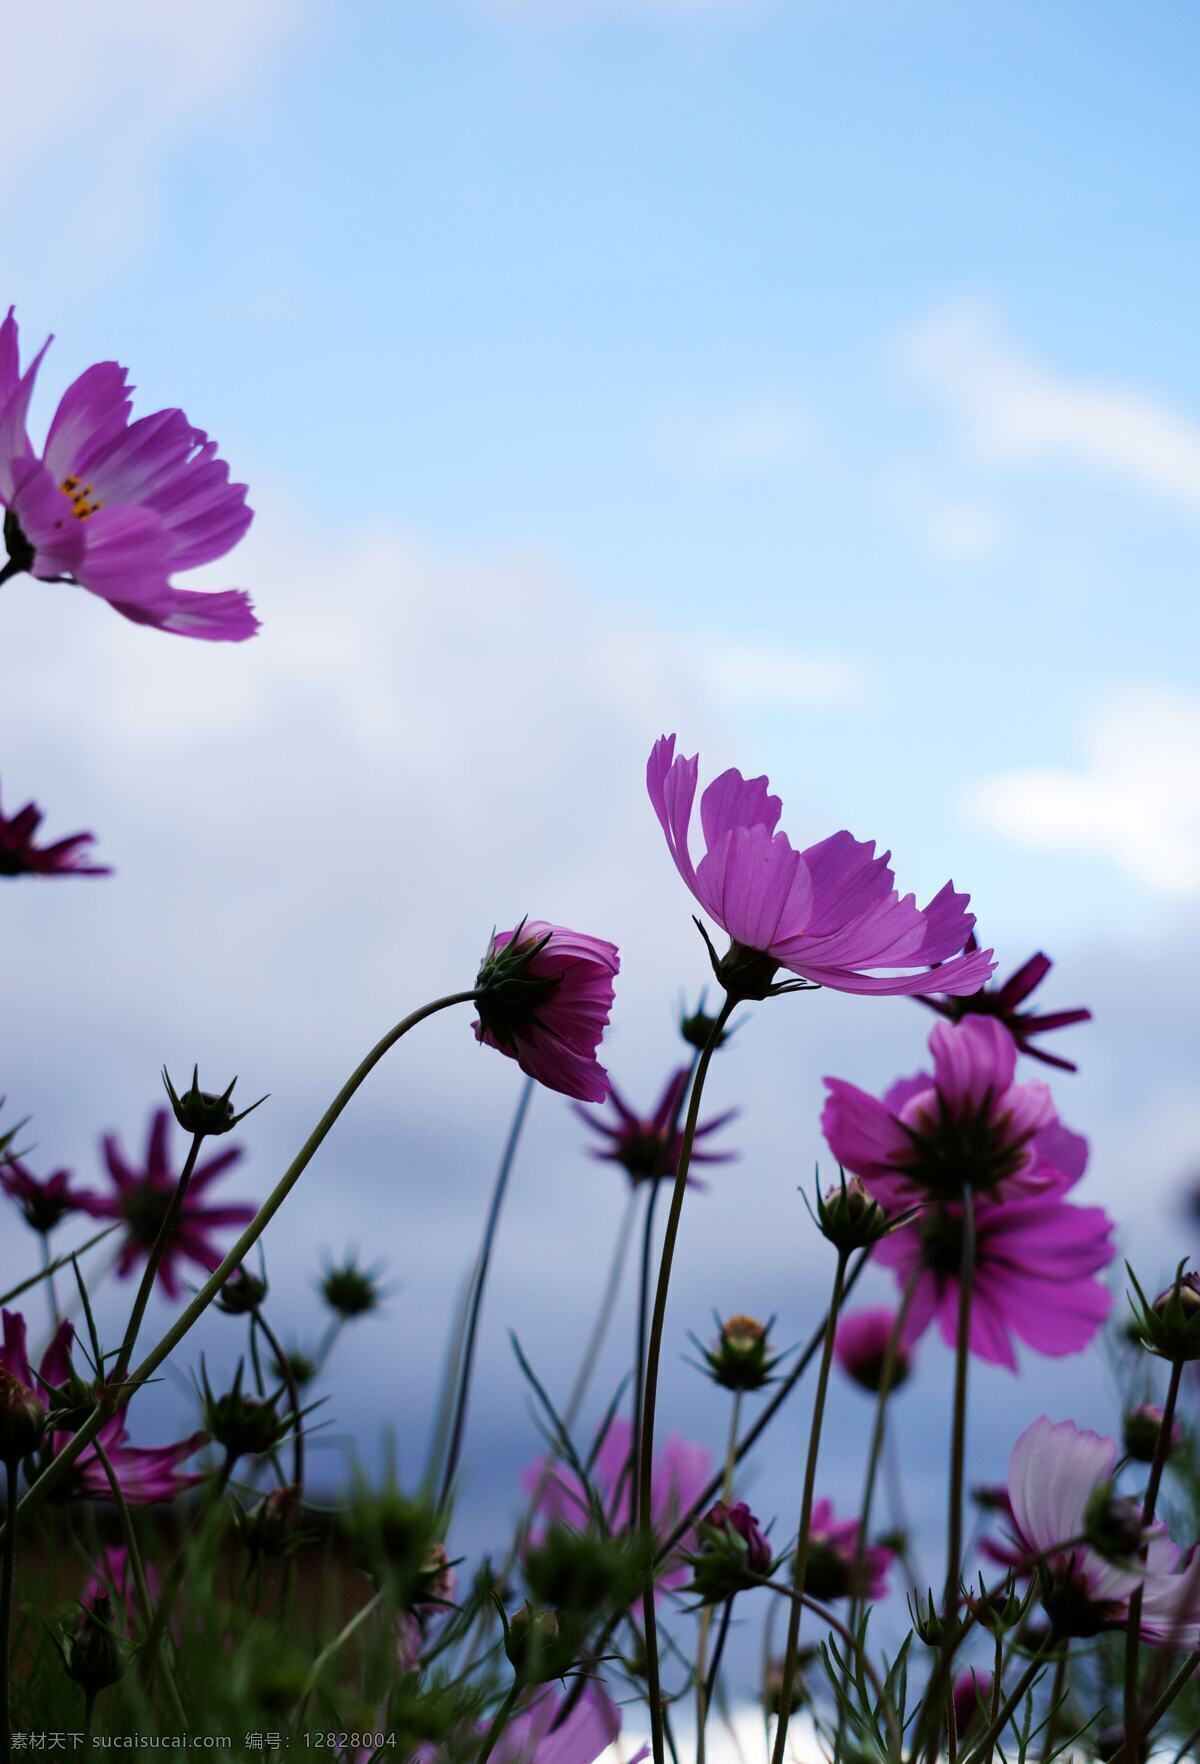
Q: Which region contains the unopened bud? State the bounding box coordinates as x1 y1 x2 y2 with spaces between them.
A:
63 1593 125 1696
816 1174 891 1253
0 1366 46 1461
1123 1403 1182 1465
162 1064 266 1138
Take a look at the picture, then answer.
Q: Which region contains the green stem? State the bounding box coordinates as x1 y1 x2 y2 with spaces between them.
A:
625 1177 663 1528
39 1236 60 1333
112 1132 205 1387
929 1185 977 1764
637 999 734 1764
10 989 479 1530
0 1459 16 1760
252 1308 304 1494
91 1436 187 1730
958 1632 1059 1764
769 1247 849 1764
1119 1354 1185 1764
756 1576 898 1756
293 1586 385 1717
477 1683 521 1764
439 1073 535 1508
696 1390 743 1764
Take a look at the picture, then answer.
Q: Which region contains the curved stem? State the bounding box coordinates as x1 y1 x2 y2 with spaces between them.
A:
703 1598 735 1719
477 1683 521 1764
11 989 479 1529
91 1435 187 1729
1118 1354 1185 1764
958 1632 1059 1764
112 1132 204 1387
293 1586 384 1718
0 1459 16 1759
769 1248 849 1764
756 1576 897 1757
0 1226 118 1313
439 1074 535 1508
638 998 734 1764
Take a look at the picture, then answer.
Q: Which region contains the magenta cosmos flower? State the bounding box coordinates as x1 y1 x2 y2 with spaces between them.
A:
834 1307 913 1394
871 1190 1113 1370
572 1066 736 1187
415 1684 639 1764
803 1497 893 1604
1002 1417 1200 1644
0 1310 205 1502
94 1107 256 1298
822 1018 1087 1207
0 1157 100 1234
0 308 255 640
0 783 108 878
646 735 994 1001
523 1415 711 1591
919 938 1091 1072
474 919 619 1103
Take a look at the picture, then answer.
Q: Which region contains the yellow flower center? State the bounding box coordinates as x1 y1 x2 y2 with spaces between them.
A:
60 475 103 521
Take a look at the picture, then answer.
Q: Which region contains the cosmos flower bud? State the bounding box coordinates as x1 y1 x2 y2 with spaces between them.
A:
764 1650 815 1716
273 1347 317 1391
685 1501 774 1604
319 1256 384 1320
1123 1403 1182 1465
502 1602 573 1686
966 1576 1029 1636
680 994 735 1053
216 1265 269 1316
200 1361 291 1465
524 1526 644 1622
235 1484 301 1560
1128 1263 1200 1362
1084 1486 1146 1563
341 1486 442 1605
907 1587 952 1648
0 1365 46 1461
816 1174 892 1253
62 1592 125 1697
162 1065 266 1138
697 1314 781 1393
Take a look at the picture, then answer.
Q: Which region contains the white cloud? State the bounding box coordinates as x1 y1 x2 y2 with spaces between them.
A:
645 399 814 480
968 684 1200 894
687 634 870 710
0 0 309 266
904 300 1200 519
883 465 1004 562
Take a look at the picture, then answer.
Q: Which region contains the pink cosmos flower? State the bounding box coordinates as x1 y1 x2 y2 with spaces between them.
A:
871 1189 1114 1370
803 1497 893 1604
0 1157 101 1234
0 307 255 640
474 920 619 1103
822 1018 1087 1207
834 1307 913 1394
919 938 1091 1072
416 1683 638 1764
0 784 109 878
523 1416 711 1590
572 1067 736 1187
93 1107 256 1299
646 735 994 999
1002 1417 1200 1643
0 1309 205 1503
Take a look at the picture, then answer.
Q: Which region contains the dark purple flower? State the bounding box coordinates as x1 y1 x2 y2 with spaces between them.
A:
919 938 1091 1071
0 1157 101 1234
572 1067 736 1187
803 1498 892 1603
93 1107 256 1299
0 308 256 640
647 734 994 998
474 919 619 1103
834 1307 913 1394
0 1310 205 1503
704 1500 773 1573
0 784 108 878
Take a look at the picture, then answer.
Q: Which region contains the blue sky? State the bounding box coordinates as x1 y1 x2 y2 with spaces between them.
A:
4 0 1200 1716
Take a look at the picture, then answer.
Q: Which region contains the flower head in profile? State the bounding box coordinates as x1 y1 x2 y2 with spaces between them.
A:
1000 1417 1200 1643
522 1415 711 1592
573 1067 736 1187
93 1107 256 1298
871 1188 1114 1371
919 939 1090 1071
802 1498 892 1604
822 1018 1087 1207
0 1309 205 1502
835 1307 913 1394
0 1157 101 1235
474 918 619 1102
0 307 255 640
646 734 993 1001
0 784 109 878
685 1500 775 1603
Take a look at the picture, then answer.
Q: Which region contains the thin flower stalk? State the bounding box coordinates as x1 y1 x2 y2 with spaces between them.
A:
754 1576 899 1758
696 1389 743 1764
90 1436 186 1729
958 1632 1059 1764
770 1246 850 1764
9 989 480 1529
111 1131 204 1387
0 1457 16 1761
1118 1354 1185 1764
931 1184 977 1764
638 997 735 1764
0 1225 118 1312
